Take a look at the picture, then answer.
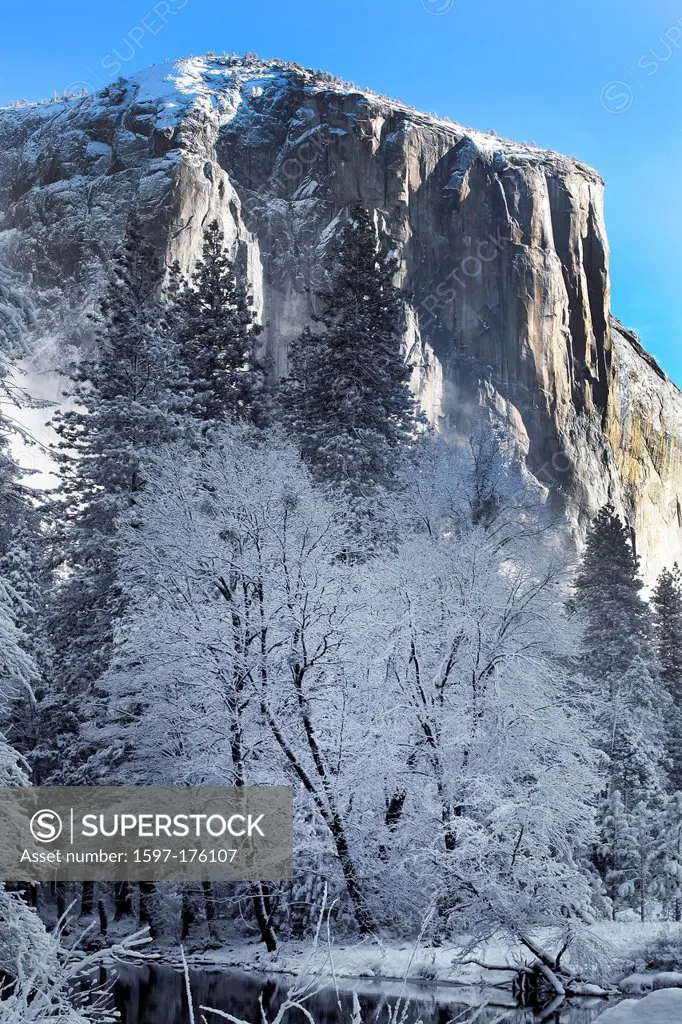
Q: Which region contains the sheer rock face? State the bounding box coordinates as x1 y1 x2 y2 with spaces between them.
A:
0 55 680 577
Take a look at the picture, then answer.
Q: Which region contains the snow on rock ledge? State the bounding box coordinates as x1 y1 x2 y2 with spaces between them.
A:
1 54 682 577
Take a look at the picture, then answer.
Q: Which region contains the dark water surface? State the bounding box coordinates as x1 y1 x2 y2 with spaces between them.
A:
112 965 617 1024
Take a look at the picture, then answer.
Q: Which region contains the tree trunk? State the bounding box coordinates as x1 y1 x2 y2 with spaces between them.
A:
114 881 133 920
329 812 375 934
202 880 219 942
98 899 108 938
202 880 215 922
81 881 94 917
180 890 193 941
251 882 277 951
262 698 374 935
379 790 407 860
138 881 156 938
56 881 67 921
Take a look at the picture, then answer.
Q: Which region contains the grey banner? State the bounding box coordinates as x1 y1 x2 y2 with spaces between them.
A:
0 786 292 881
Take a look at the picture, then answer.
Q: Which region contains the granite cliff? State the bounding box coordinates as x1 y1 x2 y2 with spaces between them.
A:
0 54 679 577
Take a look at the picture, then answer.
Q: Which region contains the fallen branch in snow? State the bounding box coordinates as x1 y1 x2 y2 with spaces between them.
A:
460 937 616 1010
459 958 534 975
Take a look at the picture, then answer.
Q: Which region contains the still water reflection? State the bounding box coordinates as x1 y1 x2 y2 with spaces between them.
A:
112 965 617 1024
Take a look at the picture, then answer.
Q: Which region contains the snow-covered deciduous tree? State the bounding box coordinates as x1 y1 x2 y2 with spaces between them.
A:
101 422 603 947
98 425 380 939
0 870 150 1024
368 449 601 941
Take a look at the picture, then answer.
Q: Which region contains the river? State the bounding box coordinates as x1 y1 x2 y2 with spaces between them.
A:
111 964 619 1024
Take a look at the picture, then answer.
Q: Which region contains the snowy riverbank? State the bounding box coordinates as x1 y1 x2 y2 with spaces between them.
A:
143 920 682 993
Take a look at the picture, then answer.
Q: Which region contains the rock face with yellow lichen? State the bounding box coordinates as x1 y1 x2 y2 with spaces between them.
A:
0 54 680 578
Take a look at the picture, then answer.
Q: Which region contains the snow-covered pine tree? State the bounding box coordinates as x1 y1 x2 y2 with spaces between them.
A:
652 564 682 791
47 217 179 779
0 533 43 759
0 265 48 768
173 219 266 425
660 791 682 921
0 360 27 561
595 789 633 918
615 799 664 923
573 504 666 803
282 205 422 496
0 492 55 765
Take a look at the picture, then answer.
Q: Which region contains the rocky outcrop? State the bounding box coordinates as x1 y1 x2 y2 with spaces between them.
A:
0 54 680 578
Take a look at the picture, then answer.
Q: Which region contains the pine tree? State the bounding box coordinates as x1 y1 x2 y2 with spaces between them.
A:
282 205 421 495
0 522 48 758
596 789 635 917
0 272 46 767
660 791 682 921
50 217 177 695
652 565 682 790
616 799 662 923
44 219 179 782
574 505 666 803
173 220 266 425
0 561 40 726
0 391 25 560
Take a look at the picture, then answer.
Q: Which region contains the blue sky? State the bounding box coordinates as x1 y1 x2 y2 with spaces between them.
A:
2 0 682 383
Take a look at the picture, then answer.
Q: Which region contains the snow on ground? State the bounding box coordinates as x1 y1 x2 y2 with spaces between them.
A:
620 971 682 994
164 935 492 983
594 988 682 1022
157 921 682 991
